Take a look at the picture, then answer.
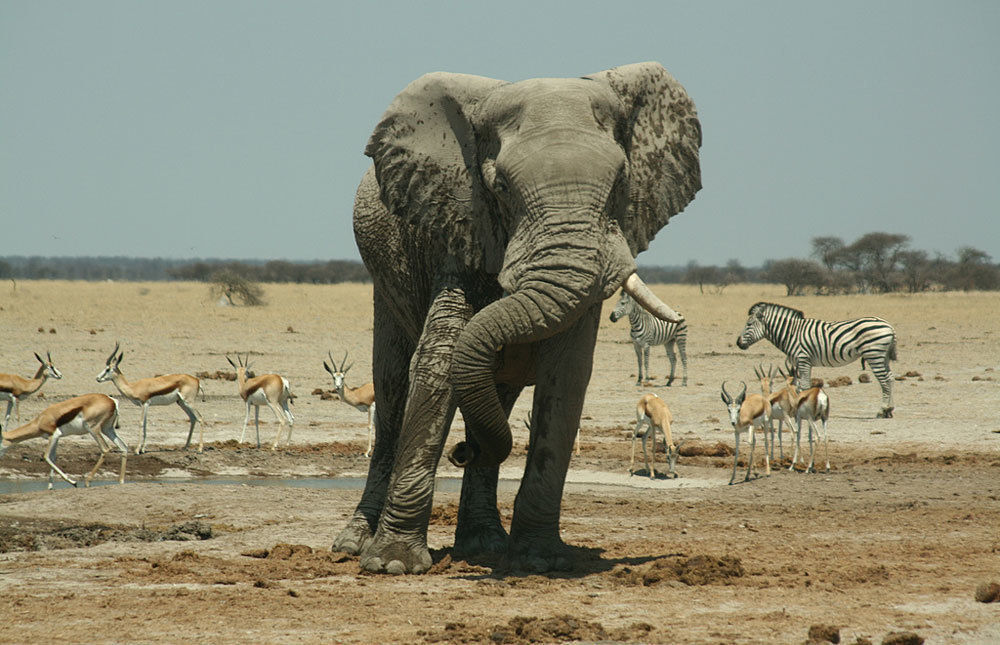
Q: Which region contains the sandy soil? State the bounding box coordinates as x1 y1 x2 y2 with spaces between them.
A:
1 281 998 644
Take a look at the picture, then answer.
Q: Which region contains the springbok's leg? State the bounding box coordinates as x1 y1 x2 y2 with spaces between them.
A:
100 416 129 484
84 425 111 487
254 405 261 448
745 426 756 482
44 430 76 489
790 417 803 471
266 400 286 450
177 397 201 452
629 417 643 475
729 430 740 485
138 403 151 454
239 401 252 444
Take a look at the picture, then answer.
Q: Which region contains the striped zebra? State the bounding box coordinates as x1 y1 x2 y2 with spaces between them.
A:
610 291 688 386
736 302 897 418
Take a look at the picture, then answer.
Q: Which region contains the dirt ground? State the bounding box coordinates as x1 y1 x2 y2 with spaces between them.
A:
1 281 998 644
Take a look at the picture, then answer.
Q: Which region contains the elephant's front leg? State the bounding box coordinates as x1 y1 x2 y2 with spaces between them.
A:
507 304 601 572
360 287 470 574
333 290 415 555
453 383 522 558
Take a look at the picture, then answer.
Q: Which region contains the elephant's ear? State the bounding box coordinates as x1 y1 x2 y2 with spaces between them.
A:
585 62 702 255
365 72 508 271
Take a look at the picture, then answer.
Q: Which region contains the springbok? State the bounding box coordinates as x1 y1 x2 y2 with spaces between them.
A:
0 352 62 430
227 354 295 450
790 385 831 473
0 393 127 489
96 343 204 453
754 363 797 464
720 381 771 484
323 351 376 458
631 393 680 479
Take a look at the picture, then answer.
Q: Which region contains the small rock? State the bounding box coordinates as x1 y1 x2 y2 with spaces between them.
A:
808 624 840 643
975 581 1000 603
858 373 871 383
881 632 923 645
49 328 56 334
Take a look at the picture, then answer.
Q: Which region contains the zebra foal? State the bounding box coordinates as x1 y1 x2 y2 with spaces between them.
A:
736 302 897 418
610 291 688 386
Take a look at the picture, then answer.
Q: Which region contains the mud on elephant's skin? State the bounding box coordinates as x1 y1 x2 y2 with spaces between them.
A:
336 62 702 574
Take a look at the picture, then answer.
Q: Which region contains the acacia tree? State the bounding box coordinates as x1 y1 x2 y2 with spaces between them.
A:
846 232 910 292
763 258 827 296
811 236 845 272
210 269 265 306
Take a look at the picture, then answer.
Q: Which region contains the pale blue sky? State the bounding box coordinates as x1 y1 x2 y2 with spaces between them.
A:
2 1 997 267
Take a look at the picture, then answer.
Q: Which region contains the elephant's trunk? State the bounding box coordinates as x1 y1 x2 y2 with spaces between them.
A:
448 222 635 468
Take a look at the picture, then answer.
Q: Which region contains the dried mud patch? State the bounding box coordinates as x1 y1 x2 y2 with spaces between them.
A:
613 553 745 587
0 517 212 553
113 543 354 585
420 614 655 644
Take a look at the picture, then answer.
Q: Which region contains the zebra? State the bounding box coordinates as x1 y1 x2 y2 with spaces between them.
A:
735 302 897 418
609 291 688 386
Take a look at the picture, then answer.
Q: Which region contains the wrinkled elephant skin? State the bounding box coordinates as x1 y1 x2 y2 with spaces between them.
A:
334 62 702 574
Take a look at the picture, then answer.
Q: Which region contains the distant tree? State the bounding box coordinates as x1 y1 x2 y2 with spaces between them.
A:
811 236 845 272
724 259 748 284
947 247 999 291
210 269 265 306
684 262 724 294
897 249 933 293
846 232 910 292
763 258 827 296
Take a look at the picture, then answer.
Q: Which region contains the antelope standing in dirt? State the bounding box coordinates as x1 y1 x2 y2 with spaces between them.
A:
0 352 62 430
0 393 127 489
720 381 771 484
631 393 680 479
790 385 831 473
323 352 376 458
96 343 204 453
755 363 798 463
227 354 295 450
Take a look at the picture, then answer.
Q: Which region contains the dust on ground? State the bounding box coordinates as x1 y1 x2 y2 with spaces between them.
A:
1 282 999 643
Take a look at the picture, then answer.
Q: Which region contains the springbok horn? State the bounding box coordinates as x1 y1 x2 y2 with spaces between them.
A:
340 352 349 372
721 381 732 404
35 352 44 364
106 342 120 366
323 360 334 376
47 350 53 363
622 273 683 324
226 355 237 369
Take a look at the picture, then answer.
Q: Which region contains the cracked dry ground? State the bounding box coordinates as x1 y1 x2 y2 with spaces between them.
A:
1 440 998 644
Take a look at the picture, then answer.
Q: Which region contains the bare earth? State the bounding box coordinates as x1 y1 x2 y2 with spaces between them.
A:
1 281 998 644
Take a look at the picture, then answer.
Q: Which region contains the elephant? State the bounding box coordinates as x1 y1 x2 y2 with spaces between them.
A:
335 62 702 574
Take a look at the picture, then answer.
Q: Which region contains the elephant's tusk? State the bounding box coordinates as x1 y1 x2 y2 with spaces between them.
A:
622 273 684 323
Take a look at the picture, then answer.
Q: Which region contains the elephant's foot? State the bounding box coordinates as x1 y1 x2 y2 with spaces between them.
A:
877 407 894 419
332 515 374 555
453 520 508 559
359 531 432 575
505 534 574 573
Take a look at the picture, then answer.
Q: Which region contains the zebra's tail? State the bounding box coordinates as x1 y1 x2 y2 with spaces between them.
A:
888 337 898 362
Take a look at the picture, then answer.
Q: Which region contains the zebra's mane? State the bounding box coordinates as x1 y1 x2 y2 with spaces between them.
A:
749 302 804 319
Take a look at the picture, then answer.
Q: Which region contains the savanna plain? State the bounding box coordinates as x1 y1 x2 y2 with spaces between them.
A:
1 281 998 644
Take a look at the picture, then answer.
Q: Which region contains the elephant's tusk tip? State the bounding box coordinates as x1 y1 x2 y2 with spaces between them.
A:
447 441 478 468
